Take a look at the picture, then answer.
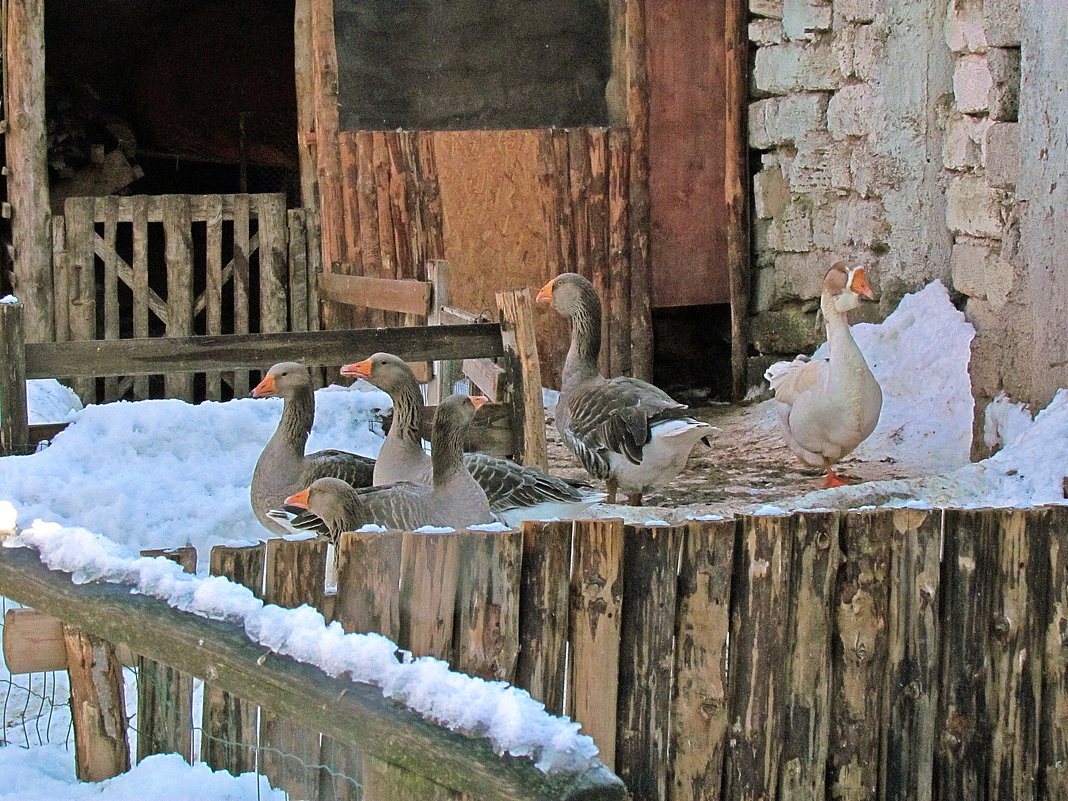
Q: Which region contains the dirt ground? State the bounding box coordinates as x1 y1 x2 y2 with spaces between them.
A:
543 399 916 520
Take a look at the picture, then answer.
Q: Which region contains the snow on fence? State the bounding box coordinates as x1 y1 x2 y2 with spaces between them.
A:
2 507 1067 801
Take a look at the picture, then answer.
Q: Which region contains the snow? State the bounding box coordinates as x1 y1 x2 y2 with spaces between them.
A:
0 278 1066 797
0 295 18 304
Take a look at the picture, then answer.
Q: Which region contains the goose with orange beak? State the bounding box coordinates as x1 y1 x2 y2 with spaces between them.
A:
278 393 494 536
764 261 883 488
537 272 715 506
341 352 605 523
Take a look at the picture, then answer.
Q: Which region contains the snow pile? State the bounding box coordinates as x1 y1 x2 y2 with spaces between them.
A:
983 391 1035 451
26 379 83 426
5 521 601 775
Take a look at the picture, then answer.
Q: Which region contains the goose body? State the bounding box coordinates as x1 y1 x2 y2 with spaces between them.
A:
341 353 605 521
284 394 494 537
765 262 883 487
250 362 375 534
537 273 713 505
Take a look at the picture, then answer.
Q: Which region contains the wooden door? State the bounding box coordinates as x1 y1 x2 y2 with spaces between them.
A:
647 0 729 308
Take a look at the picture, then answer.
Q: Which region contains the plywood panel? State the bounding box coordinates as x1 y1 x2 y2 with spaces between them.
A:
647 0 729 308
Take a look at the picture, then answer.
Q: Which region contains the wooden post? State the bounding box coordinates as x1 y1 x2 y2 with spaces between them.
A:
515 520 571 715
63 197 97 403
669 518 736 801
1041 505 1068 798
201 544 265 776
5 0 54 344
65 626 131 782
162 195 194 402
725 0 752 401
616 523 681 801
606 130 632 378
427 260 460 406
258 194 289 335
3 607 65 673
0 300 29 455
495 288 548 470
309 0 346 279
399 530 461 663
137 546 196 764
569 518 625 771
293 0 321 213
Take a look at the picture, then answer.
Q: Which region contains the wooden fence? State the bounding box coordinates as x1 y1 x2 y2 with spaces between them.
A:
52 193 320 403
4 507 1066 800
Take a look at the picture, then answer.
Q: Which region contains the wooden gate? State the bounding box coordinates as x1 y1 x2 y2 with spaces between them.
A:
53 193 321 403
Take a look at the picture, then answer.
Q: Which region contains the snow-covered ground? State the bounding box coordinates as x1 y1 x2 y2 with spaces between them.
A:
1 278 1066 798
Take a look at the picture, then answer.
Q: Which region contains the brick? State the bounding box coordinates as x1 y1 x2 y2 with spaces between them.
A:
987 48 1020 121
774 198 815 253
984 0 1021 47
751 265 777 312
945 0 988 54
943 113 990 171
834 197 889 249
827 82 881 138
782 0 832 41
836 0 881 23
849 143 900 199
852 24 887 81
984 122 1019 188
954 54 994 114
753 42 840 95
753 165 790 219
832 25 856 79
811 199 840 249
950 237 998 300
773 251 836 301
749 18 784 46
786 132 851 193
946 175 1008 238
751 0 784 20
750 305 823 354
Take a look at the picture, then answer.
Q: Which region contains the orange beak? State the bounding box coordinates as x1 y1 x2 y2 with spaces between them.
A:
284 488 310 509
470 395 490 410
251 373 277 398
535 280 554 304
340 358 373 380
850 268 876 301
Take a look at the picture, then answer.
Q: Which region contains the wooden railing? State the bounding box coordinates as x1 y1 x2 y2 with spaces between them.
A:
3 508 1065 801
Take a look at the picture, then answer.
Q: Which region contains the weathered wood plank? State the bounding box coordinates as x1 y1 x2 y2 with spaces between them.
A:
232 194 252 397
496 289 548 469
569 518 625 771
515 520 571 715
162 195 194 401
669 518 736 801
129 197 151 398
338 131 364 332
1041 505 1068 799
3 607 65 673
0 302 29 455
0 541 627 801
64 625 130 781
568 128 593 285
427 260 461 406
617 523 681 801
353 129 384 329
462 357 508 403
201 543 265 775
306 210 324 333
725 513 794 801
587 129 611 378
52 219 71 343
373 131 399 326
400 530 461 663
880 508 942 801
288 209 310 335
23 323 505 379
319 270 432 316
203 195 224 400
607 130 631 378
454 528 523 683
64 196 97 402
293 0 320 212
99 197 120 400
257 194 288 335
333 530 403 637
309 0 345 272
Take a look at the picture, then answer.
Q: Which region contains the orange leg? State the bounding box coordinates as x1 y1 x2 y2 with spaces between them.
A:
823 467 850 488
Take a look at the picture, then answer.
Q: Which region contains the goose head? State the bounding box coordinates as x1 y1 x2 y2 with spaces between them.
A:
340 352 415 392
252 361 312 399
285 477 368 533
536 272 597 319
822 261 876 315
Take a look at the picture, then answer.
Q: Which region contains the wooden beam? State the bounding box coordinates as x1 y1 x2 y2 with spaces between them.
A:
293 0 321 213
462 357 508 403
22 324 505 379
495 289 548 470
0 301 29 455
725 0 752 401
320 270 432 316
4 0 53 343
64 626 130 782
309 0 345 272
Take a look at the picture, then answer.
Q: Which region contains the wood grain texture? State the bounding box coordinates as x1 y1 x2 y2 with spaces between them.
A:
400 531 461 663
63 197 97 402
333 530 403 638
162 195 194 401
1041 505 1068 799
0 302 29 455
309 0 345 272
257 194 289 334
64 626 130 781
3 607 65 673
607 130 632 378
496 289 548 469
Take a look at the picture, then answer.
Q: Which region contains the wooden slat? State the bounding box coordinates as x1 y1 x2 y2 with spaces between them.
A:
320 270 432 316
293 0 320 212
338 131 364 332
202 543 265 775
880 509 942 801
568 128 592 284
288 210 310 336
64 625 130 781
399 530 461 663
64 196 97 402
99 197 120 400
0 302 29 455
607 130 632 378
353 129 384 329
203 195 224 400
462 357 508 403
373 131 400 326
130 196 151 398
725 0 751 400
495 289 548 469
162 195 194 401
1041 505 1068 798
52 219 71 343
669 518 736 801
137 546 197 764
515 520 571 715
616 523 681 801
305 210 323 333
258 194 288 335
416 131 446 262
70 193 277 222
427 260 460 406
725 514 794 801
309 0 345 271
779 511 840 801
569 518 625 771
454 528 523 682
829 511 892 801
586 129 611 377
260 537 330 801
232 194 252 397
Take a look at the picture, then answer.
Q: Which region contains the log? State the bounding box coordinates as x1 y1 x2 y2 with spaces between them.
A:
569 518 625 771
162 195 195 401
399 530 461 663
3 607 64 673
1041 505 1068 797
606 130 632 378
293 0 321 212
616 523 681 801
309 0 345 272
0 301 29 455
201 544 265 776
0 543 626 801
669 518 736 801
515 520 571 715
64 625 130 782
495 289 548 470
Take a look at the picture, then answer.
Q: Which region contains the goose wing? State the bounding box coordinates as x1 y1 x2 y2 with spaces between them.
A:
464 452 588 513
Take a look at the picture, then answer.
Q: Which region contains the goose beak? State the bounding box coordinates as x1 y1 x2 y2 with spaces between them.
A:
850 267 876 300
340 359 373 380
284 488 310 509
535 280 554 304
251 374 277 398
469 395 490 410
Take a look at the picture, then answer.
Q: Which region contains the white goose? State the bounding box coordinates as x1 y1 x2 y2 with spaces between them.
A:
764 261 883 487
536 272 713 506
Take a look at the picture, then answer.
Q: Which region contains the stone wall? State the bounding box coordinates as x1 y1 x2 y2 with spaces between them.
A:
333 0 609 131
